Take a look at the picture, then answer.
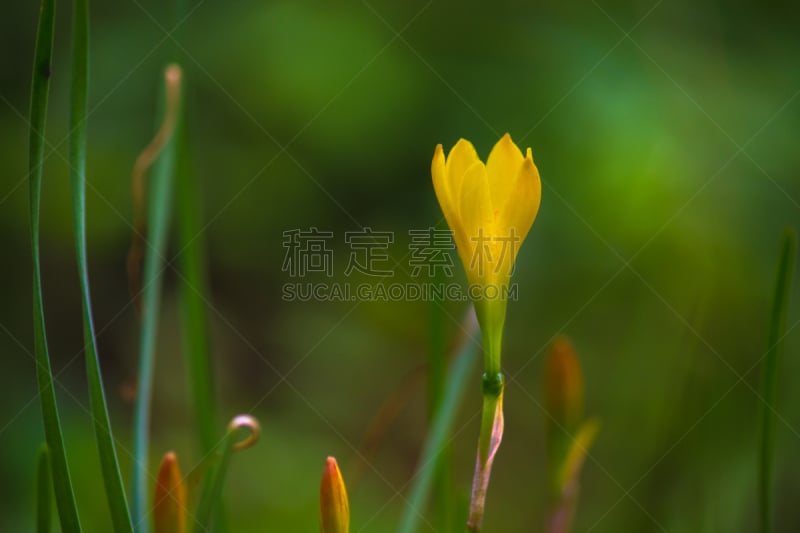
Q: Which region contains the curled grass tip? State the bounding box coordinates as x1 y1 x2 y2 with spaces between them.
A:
227 414 261 452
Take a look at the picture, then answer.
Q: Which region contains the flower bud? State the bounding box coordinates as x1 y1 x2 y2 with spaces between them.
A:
153 451 186 533
431 134 541 374
320 456 350 533
543 336 584 432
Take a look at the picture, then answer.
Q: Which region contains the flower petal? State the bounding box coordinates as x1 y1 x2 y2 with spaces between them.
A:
458 161 493 278
432 144 453 219
486 133 525 209
446 138 480 185
432 143 467 247
499 149 541 252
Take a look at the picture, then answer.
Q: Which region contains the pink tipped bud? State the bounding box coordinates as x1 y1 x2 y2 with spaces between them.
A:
320 456 350 533
153 451 186 533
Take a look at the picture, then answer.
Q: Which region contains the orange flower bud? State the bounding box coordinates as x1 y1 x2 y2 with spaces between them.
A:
320 456 350 533
153 451 186 533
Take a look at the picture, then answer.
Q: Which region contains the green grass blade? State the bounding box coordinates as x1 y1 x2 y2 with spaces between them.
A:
130 67 182 532
399 313 480 533
758 227 796 533
68 0 134 531
194 434 234 532
28 0 83 530
36 444 53 533
427 277 447 418
427 265 455 532
169 0 216 454
175 115 217 452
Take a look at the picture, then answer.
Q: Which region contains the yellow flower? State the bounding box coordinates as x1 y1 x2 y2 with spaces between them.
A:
432 133 541 374
320 456 350 533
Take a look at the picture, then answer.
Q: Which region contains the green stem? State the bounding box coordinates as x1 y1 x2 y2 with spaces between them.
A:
473 299 505 377
467 377 504 532
758 228 796 533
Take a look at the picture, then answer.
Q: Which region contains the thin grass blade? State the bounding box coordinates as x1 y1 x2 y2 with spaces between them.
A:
175 116 217 452
130 65 183 532
398 311 480 533
36 444 53 533
167 0 217 458
194 416 260 532
427 262 455 532
758 227 796 533
28 0 82 529
68 0 134 530
546 419 600 533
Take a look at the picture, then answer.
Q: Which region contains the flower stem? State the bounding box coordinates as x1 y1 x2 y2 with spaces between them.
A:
467 375 505 531
475 301 505 377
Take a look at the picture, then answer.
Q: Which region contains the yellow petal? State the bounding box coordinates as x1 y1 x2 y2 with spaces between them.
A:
449 141 481 234
432 144 458 230
485 133 525 210
446 138 480 186
432 144 468 253
499 148 541 251
457 161 493 280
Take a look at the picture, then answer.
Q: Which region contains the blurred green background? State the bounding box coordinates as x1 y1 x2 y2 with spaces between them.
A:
2 0 800 531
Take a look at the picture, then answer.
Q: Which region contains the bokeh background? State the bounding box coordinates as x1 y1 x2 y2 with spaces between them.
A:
2 0 800 531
